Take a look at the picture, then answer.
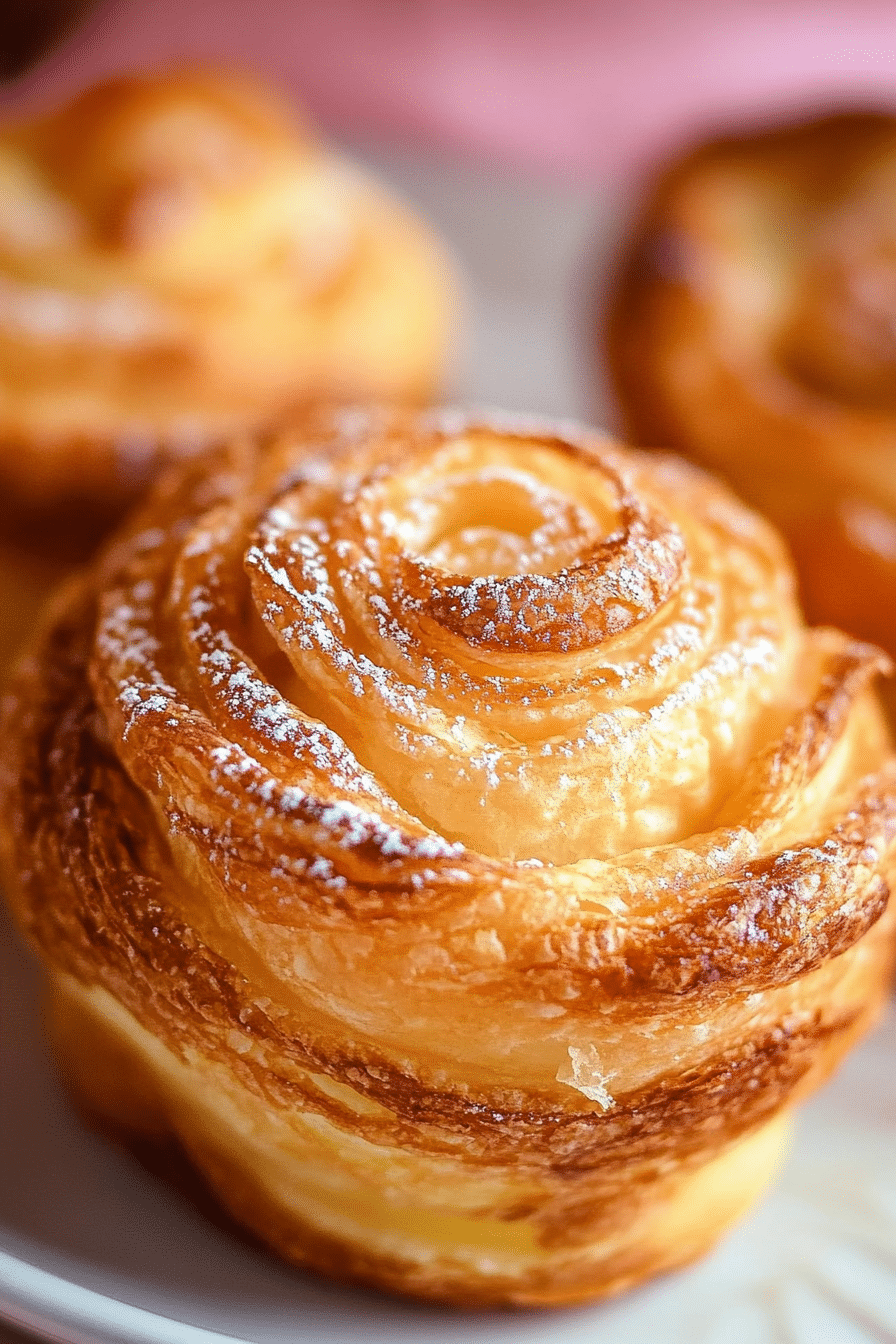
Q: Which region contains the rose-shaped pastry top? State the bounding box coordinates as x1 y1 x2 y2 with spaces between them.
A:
0 69 454 511
606 111 896 660
6 404 893 1074
94 408 816 872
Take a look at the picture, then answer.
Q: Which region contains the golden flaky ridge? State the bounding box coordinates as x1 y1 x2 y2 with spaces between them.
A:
607 111 896 665
0 68 453 666
2 408 895 1307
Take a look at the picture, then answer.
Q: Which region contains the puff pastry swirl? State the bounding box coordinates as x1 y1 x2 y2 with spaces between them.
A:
2 408 894 1306
607 111 896 664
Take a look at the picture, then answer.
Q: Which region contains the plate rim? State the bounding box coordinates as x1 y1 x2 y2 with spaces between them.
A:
0 1248 249 1344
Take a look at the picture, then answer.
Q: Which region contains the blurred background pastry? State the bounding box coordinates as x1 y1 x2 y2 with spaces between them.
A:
0 66 455 667
606 110 896 667
2 406 893 1306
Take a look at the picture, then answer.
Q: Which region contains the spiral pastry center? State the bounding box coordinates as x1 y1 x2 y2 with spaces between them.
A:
92 410 802 867
380 440 612 582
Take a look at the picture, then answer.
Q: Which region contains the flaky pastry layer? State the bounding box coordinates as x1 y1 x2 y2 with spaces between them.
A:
1 407 894 1305
607 111 896 662
0 68 454 519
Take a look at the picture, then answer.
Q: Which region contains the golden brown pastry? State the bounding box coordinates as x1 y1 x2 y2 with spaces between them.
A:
0 68 454 665
1 407 894 1307
607 111 896 666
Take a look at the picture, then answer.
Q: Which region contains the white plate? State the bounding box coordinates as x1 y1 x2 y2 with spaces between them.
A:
2 147 896 1344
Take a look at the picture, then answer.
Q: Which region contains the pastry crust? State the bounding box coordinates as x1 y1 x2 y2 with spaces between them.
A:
0 68 454 663
2 407 894 1306
607 111 896 665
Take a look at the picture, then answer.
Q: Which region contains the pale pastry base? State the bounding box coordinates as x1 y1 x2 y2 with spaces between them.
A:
47 972 790 1308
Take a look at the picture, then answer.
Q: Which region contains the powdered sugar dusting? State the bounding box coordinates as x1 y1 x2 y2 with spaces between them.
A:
91 406 805 872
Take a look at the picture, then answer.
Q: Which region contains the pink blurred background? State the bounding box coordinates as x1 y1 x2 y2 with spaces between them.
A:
4 0 896 180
